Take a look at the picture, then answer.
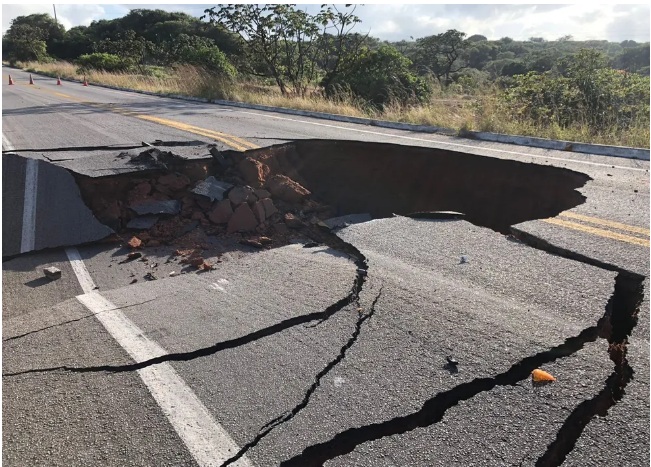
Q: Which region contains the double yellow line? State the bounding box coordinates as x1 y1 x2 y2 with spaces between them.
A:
14 79 649 249
543 212 649 247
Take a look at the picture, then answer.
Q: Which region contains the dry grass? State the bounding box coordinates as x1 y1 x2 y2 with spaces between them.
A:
12 60 649 148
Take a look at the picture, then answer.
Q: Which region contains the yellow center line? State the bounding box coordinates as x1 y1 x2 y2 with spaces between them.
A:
11 80 258 152
543 218 650 247
558 211 649 236
137 115 259 151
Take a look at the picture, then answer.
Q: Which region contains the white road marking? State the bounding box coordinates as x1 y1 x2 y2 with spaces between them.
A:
5 131 38 253
65 247 98 294
233 110 649 172
65 247 252 467
2 132 15 151
19 153 38 253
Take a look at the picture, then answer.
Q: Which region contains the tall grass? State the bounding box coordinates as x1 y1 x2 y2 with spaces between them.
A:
11 60 649 148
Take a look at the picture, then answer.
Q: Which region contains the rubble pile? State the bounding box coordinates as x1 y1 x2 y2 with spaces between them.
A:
75 147 342 255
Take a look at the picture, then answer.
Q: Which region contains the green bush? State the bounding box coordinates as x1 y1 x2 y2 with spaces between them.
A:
498 50 650 133
75 53 132 72
325 45 430 108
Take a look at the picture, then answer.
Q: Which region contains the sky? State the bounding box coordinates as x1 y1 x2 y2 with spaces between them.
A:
2 3 650 43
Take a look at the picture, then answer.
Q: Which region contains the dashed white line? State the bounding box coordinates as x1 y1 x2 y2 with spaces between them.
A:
65 247 252 467
233 110 648 172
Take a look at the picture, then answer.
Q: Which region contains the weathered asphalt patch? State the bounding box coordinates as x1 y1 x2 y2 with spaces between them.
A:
2 153 114 257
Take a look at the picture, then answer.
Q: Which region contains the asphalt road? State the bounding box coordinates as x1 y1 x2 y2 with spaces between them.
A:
2 66 649 466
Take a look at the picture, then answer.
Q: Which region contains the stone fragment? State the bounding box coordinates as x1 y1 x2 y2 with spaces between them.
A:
284 213 303 229
208 200 234 224
127 182 152 203
130 199 181 215
259 236 273 245
227 203 258 233
191 176 233 201
240 239 264 249
127 252 142 260
238 157 270 187
254 188 271 199
126 215 159 230
253 198 279 223
43 267 61 280
157 173 190 191
228 186 257 206
266 175 310 203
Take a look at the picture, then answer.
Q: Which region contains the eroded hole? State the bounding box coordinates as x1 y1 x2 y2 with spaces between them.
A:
73 139 592 256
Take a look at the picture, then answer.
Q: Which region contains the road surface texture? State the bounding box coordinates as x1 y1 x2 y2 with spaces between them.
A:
3 66 649 467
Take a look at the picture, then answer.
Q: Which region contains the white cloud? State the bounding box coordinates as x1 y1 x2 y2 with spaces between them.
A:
2 3 649 42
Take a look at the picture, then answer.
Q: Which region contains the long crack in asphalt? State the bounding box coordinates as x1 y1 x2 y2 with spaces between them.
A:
3 227 369 377
3 141 646 466
280 270 644 467
221 287 383 467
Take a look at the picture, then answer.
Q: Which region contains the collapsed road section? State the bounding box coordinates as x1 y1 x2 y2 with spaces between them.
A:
3 138 593 259
3 139 646 466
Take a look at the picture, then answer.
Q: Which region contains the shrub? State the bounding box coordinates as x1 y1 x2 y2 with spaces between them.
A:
75 53 132 73
325 45 431 108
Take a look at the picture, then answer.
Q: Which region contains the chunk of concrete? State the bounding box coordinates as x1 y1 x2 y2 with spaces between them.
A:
129 200 181 215
228 186 257 206
43 267 61 280
191 176 233 202
209 200 234 224
266 175 311 203
227 203 258 233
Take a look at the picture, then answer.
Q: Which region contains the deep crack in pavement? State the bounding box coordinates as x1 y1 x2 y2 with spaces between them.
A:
3 139 646 465
221 288 384 467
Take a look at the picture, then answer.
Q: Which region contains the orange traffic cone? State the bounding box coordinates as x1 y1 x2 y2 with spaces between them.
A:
56 76 62 85
82 76 88 86
8 75 14 85
29 74 34 85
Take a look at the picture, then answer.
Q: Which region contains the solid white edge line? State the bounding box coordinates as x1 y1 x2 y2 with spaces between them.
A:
2 132 15 151
66 247 252 466
234 110 648 172
64 247 98 294
20 158 38 253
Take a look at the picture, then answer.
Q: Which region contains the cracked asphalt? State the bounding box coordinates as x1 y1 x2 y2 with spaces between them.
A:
3 66 650 466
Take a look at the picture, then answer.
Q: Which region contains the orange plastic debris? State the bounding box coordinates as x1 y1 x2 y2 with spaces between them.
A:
532 369 556 383
127 236 142 248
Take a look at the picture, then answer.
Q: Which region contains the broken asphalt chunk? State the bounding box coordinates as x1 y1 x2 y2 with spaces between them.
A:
43 267 62 280
126 215 159 230
191 176 233 202
2 154 114 257
129 200 181 216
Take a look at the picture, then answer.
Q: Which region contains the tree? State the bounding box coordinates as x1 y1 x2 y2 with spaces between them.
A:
2 13 63 63
203 4 362 96
95 30 153 69
2 23 48 63
413 29 468 85
612 44 650 73
56 26 94 60
466 34 487 42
